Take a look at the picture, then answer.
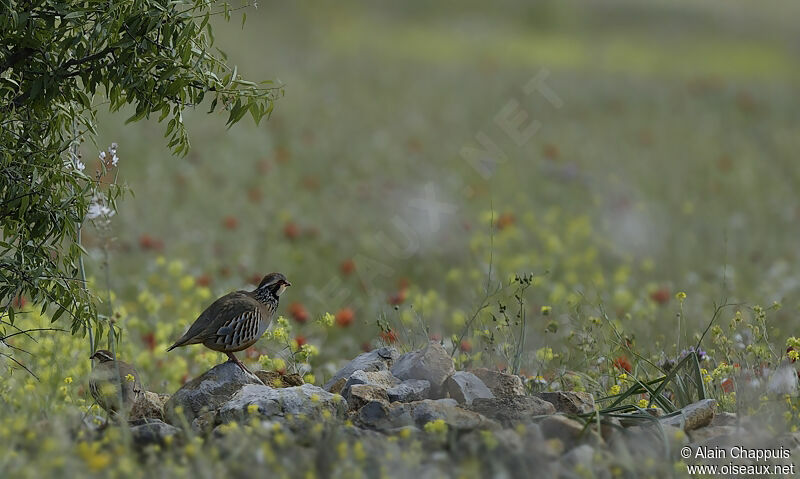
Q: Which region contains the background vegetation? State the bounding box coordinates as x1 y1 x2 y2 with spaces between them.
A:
3 0 800 477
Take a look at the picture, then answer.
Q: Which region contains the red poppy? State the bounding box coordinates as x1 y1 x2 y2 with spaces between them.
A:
196 274 212 287
302 176 320 191
294 335 307 348
245 347 260 359
219 266 232 277
223 216 238 230
543 143 560 160
275 146 290 164
460 340 472 352
248 187 262 203
283 222 300 240
288 302 309 324
361 342 372 353
380 329 398 344
388 289 407 306
141 332 156 352
139 234 164 251
613 356 632 373
247 273 263 286
650 288 670 305
340 259 356 276
335 308 354 327
397 277 410 290
721 378 734 393
495 213 515 230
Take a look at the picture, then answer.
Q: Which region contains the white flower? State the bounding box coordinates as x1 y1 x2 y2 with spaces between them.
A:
111 154 119 167
109 142 118 154
99 151 106 160
75 159 85 171
86 196 115 220
767 365 798 395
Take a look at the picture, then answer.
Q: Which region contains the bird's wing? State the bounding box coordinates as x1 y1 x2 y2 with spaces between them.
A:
171 291 250 346
208 296 264 349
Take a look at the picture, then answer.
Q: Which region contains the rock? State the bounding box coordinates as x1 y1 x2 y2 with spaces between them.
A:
356 400 407 430
130 419 181 447
659 399 716 431
688 425 739 443
356 399 497 432
468 396 555 427
391 342 455 396
600 417 623 442
255 370 305 388
217 384 347 424
457 428 524 456
165 361 261 424
412 399 498 431
561 444 595 471
327 378 347 395
342 369 398 397
444 372 494 405
130 391 169 422
613 423 686 459
470 368 526 398
533 391 595 415
190 411 217 435
348 384 389 410
537 415 601 449
324 347 398 391
387 379 431 402
710 411 737 427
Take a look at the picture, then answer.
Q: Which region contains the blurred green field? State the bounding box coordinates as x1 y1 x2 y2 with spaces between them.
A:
85 0 800 369
5 1 800 475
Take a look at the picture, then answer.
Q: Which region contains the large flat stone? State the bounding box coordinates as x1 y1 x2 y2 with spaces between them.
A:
165 361 261 424
445 371 494 405
391 342 454 396
468 395 555 427
324 347 398 391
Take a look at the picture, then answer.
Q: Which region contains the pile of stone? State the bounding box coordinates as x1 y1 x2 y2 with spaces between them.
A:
107 341 798 476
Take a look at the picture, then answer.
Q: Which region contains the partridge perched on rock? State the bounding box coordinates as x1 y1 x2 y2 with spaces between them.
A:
89 349 143 416
167 272 290 374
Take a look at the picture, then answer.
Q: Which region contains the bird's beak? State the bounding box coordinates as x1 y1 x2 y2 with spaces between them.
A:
285 281 292 287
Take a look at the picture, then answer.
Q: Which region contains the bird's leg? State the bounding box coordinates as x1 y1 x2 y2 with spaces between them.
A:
226 352 267 386
226 352 251 373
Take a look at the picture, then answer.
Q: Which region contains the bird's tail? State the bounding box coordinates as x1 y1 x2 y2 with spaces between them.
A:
167 337 188 352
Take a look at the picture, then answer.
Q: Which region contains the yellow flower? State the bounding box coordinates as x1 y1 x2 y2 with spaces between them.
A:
676 291 687 301
423 419 448 435
353 441 366 462
540 305 552 315
271 358 286 371
179 275 195 291
247 404 260 415
536 347 554 362
167 260 184 276
303 373 316 384
319 312 335 327
63 376 73 384
337 441 348 459
609 384 621 395
125 374 135 382
77 441 111 472
637 399 649 408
